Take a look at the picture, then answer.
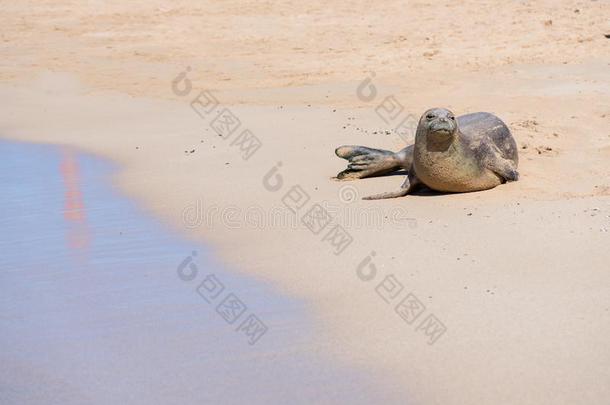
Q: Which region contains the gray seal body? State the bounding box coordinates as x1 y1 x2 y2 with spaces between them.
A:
335 108 519 199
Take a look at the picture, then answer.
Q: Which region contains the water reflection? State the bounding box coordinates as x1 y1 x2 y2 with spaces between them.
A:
60 148 90 254
0 140 402 404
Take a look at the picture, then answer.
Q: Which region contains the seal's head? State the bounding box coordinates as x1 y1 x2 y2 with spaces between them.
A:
419 108 457 139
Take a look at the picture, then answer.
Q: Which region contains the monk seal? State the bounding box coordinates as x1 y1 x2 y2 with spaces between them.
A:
335 108 519 199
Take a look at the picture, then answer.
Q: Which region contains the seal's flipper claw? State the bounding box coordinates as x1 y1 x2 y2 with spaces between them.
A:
502 168 519 182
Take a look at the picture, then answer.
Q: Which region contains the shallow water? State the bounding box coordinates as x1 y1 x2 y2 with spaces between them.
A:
0 140 401 404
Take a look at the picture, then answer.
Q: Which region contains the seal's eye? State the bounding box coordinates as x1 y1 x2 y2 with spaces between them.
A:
449 116 455 120
426 114 435 120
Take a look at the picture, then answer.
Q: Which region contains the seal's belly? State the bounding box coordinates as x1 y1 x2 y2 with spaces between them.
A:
414 153 502 193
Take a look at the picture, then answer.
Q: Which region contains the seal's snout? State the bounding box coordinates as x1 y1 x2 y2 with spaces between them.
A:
421 108 457 136
429 118 456 135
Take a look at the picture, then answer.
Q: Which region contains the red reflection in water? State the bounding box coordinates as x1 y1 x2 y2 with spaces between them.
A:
60 148 90 253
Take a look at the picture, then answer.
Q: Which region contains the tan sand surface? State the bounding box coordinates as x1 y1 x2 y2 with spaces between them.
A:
2 1 610 403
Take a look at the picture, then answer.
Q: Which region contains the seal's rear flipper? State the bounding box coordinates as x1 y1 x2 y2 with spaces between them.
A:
334 145 401 180
335 145 391 159
336 169 369 180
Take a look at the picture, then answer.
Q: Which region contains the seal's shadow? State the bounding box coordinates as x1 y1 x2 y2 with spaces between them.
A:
409 187 447 197
375 170 449 197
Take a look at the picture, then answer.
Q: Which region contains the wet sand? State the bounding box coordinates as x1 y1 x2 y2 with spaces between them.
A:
0 140 403 404
2 1 610 403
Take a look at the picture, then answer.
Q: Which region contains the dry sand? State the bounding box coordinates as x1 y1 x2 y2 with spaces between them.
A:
2 1 610 404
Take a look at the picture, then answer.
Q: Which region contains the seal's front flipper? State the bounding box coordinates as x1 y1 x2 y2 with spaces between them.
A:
363 171 420 200
362 187 410 200
334 145 401 181
485 156 519 182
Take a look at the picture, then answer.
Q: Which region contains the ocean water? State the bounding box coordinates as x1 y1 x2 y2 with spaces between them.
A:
0 140 401 404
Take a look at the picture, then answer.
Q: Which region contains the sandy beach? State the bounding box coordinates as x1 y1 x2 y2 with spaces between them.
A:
2 1 610 404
